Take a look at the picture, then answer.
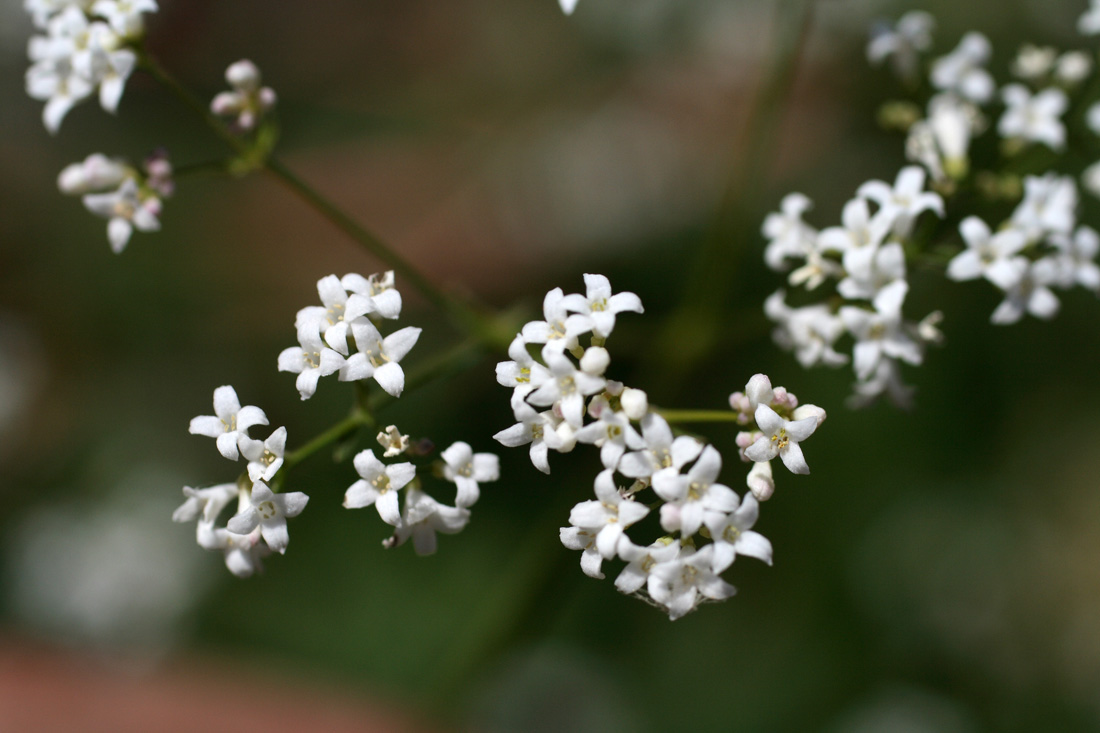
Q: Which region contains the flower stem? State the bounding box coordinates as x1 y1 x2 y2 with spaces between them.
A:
656 408 743 424
282 412 368 472
136 50 512 350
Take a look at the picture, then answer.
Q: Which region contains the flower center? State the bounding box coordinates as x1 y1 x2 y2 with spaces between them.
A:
371 473 391 492
257 500 278 520
770 428 790 451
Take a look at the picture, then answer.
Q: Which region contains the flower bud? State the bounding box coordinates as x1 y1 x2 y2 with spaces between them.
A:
226 59 261 91
620 388 648 421
747 461 775 501
580 346 610 376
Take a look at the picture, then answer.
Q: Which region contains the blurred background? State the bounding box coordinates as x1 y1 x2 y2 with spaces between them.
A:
2 0 1100 730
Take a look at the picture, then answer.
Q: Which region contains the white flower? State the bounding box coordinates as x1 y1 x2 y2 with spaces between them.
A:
525 349 606 428
931 32 995 103
344 449 416 526
765 292 848 369
520 287 592 353
240 426 287 483
172 483 237 524
1083 162 1100 199
1011 174 1077 243
197 521 268 578
340 321 421 397
745 405 818 475
907 95 979 180
90 0 157 38
856 166 945 239
574 406 645 470
647 545 736 621
58 153 129 194
493 393 569 474
559 0 578 14
188 385 269 461
614 538 680 594
1048 226 1100 292
818 197 891 256
441 441 499 508
277 323 346 400
496 334 551 399
990 258 1061 325
763 193 817 271
704 492 773 573
837 241 907 302
226 481 308 554
1080 0 1100 35
560 526 605 578
653 445 738 536
847 358 915 409
998 85 1067 150
307 274 374 355
211 59 276 131
560 274 643 339
385 488 470 555
867 11 934 81
620 387 648 421
81 178 160 253
839 281 923 381
567 470 649 559
341 271 402 320
946 216 1029 290
619 412 703 479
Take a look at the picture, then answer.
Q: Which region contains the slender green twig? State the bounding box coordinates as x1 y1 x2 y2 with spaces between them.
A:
656 408 743 423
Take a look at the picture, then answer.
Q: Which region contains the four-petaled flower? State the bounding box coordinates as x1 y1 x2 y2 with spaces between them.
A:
189 385 269 461
227 481 309 554
344 449 416 526
745 404 819 475
441 441 499 508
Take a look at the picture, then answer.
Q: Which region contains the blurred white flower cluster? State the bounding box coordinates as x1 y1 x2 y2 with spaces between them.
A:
495 276 825 619
211 59 277 132
24 0 156 133
56 150 171 253
764 10 1100 407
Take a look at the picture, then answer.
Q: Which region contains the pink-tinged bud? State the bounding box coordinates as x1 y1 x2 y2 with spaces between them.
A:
747 461 774 501
210 92 239 116
735 431 755 450
659 503 682 533
604 380 624 397
745 373 774 409
580 346 610 376
791 404 826 427
258 87 277 110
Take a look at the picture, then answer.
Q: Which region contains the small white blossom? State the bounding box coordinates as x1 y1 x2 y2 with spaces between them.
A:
81 178 160 253
867 11 934 81
1081 1 1100 36
520 287 592 353
818 197 892 256
990 258 1061 325
837 241 907 302
1055 51 1092 84
377 425 410 457
385 488 470 555
58 152 129 194
619 413 703 479
441 441 499 508
309 274 374 355
931 32 995 103
614 538 679 594
704 492 773 572
560 274 643 339
653 445 738 536
998 85 1067 150
763 193 818 271
745 404 818 475
1011 174 1077 243
91 0 158 38
240 426 287 483
226 481 308 555
496 334 551 400
559 0 578 14
1012 45 1057 80
197 521 268 578
172 483 237 524
560 526 605 578
344 449 416 526
856 166 945 239
647 544 736 621
574 406 644 470
1049 226 1100 292
847 358 916 409
526 349 606 428
188 385 269 461
946 216 1029 290
277 323 346 400
340 321 421 397
341 271 402 320
765 292 848 369
839 281 923 382
566 470 649 560
1083 162 1100 199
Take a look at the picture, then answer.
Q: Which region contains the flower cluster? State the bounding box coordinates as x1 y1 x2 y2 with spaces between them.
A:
25 0 157 134
764 10 1100 407
176 385 306 577
56 151 171 253
495 276 825 619
278 272 415 400
211 60 277 132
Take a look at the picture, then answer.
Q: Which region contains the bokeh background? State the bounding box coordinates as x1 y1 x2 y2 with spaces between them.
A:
2 0 1100 730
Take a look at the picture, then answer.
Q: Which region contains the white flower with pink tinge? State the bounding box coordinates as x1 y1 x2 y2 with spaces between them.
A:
652 445 738 537
565 470 649 561
188 385 269 461
81 178 161 253
210 60 276 131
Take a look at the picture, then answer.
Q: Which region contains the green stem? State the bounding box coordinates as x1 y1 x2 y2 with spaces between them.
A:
282 412 368 471
137 50 510 350
656 408 744 424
